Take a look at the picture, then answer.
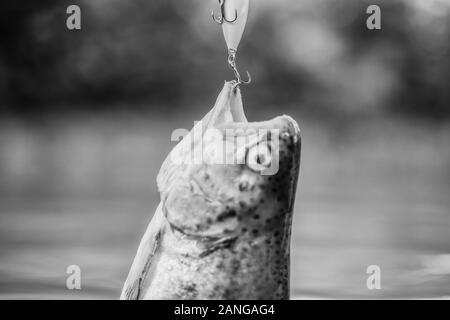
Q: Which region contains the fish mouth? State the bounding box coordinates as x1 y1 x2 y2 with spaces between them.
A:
212 81 301 142
211 83 301 178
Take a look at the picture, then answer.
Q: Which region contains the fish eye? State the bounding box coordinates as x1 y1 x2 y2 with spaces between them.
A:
246 141 272 172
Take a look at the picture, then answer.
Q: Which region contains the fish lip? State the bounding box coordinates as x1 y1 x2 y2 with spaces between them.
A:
280 115 301 135
267 115 301 143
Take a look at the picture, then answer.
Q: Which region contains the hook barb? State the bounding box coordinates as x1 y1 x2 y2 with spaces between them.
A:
240 71 252 85
211 10 222 24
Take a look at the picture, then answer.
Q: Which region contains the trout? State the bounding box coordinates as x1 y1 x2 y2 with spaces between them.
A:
121 81 301 300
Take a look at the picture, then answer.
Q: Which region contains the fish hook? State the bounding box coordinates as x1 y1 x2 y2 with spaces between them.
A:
228 49 251 91
211 0 238 24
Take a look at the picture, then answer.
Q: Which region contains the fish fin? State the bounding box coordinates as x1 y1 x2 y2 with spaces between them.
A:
120 204 164 300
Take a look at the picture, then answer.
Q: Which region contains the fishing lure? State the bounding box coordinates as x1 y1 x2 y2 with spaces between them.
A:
212 0 251 90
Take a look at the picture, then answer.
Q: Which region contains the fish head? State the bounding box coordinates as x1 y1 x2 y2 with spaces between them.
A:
158 82 301 239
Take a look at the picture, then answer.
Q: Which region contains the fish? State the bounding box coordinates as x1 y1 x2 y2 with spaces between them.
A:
120 81 301 300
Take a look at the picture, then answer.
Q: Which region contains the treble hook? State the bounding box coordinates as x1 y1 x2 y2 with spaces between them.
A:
211 0 238 24
228 49 251 91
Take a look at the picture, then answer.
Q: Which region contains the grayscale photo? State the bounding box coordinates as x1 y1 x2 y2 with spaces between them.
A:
0 0 449 301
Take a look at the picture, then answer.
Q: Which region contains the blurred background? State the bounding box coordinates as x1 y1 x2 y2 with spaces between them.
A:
0 0 449 299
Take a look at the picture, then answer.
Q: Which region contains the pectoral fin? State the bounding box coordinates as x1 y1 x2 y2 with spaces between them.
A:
120 204 164 300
